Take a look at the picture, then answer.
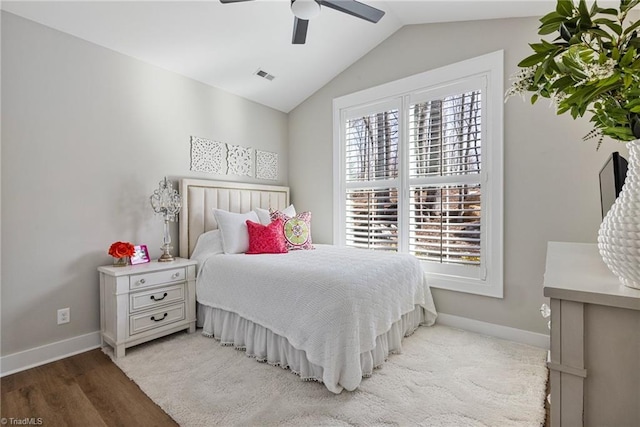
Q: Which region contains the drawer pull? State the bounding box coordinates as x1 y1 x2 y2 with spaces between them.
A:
139 278 146 285
171 272 180 279
150 292 168 302
151 313 168 322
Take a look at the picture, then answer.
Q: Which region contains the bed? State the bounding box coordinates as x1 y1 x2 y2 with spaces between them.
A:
179 178 437 393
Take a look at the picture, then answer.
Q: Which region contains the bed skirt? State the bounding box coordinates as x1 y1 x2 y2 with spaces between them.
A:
196 302 427 386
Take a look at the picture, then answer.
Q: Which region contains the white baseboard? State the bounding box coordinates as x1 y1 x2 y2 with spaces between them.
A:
1 331 102 377
436 313 550 349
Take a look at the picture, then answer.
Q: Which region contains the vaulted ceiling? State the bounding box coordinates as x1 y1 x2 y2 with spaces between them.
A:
2 1 557 112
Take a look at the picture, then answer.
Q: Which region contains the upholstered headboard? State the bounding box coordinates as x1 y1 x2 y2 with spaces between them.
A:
179 179 290 258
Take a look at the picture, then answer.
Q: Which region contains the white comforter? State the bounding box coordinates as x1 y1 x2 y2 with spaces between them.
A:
196 244 437 393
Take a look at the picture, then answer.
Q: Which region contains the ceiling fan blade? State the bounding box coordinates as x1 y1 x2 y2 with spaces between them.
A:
292 17 309 44
319 0 385 23
219 0 254 3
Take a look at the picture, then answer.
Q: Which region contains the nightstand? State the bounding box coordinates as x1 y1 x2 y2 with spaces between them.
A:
98 258 197 358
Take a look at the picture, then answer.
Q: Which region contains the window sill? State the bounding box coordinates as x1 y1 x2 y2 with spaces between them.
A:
425 270 503 298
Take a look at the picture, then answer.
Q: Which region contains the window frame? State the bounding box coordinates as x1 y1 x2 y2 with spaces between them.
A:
333 51 504 298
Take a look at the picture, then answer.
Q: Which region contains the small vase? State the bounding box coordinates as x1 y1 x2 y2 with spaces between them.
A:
113 256 129 267
598 139 640 289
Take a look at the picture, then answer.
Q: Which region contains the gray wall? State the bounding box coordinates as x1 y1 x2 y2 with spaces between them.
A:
1 12 288 356
288 17 629 335
2 11 630 357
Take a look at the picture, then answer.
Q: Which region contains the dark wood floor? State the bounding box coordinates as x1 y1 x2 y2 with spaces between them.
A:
1 349 177 427
2 348 550 426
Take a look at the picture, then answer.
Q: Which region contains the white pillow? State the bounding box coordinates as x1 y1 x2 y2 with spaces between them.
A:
213 209 260 254
255 204 296 225
190 229 224 274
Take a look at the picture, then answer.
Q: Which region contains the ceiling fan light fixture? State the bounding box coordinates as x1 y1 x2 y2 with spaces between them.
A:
291 0 320 20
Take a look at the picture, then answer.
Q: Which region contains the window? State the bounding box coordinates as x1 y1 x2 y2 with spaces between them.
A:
333 52 503 297
344 106 399 250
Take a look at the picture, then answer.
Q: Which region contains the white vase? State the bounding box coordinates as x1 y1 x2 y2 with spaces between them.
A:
598 139 640 289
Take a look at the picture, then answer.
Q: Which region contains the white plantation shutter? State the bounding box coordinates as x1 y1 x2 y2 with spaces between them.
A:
334 52 503 297
345 111 399 182
346 188 398 250
409 184 481 265
408 92 482 178
344 106 400 251
408 88 483 269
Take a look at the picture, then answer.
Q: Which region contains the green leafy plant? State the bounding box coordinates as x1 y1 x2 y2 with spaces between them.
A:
506 0 640 147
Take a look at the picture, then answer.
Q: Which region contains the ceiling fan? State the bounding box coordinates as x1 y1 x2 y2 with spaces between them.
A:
219 0 386 44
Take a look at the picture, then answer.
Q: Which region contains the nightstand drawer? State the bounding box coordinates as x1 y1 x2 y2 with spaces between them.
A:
130 283 185 313
129 267 185 290
129 303 185 335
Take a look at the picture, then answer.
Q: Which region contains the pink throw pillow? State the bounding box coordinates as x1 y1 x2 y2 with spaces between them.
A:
246 219 288 254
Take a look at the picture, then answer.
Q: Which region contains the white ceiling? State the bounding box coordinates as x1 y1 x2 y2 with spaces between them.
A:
2 0 556 112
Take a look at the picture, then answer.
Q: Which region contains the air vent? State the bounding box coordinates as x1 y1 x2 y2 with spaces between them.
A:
255 69 276 81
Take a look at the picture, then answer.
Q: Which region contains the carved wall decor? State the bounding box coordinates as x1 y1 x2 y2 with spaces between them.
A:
256 150 278 180
190 136 226 174
227 144 253 177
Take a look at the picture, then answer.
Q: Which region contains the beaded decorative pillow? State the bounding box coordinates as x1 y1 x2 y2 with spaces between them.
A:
270 210 314 251
245 219 288 254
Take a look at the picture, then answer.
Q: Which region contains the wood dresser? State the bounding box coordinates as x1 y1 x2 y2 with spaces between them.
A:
543 241 640 427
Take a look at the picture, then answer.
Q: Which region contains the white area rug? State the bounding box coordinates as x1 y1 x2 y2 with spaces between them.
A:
108 325 547 426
